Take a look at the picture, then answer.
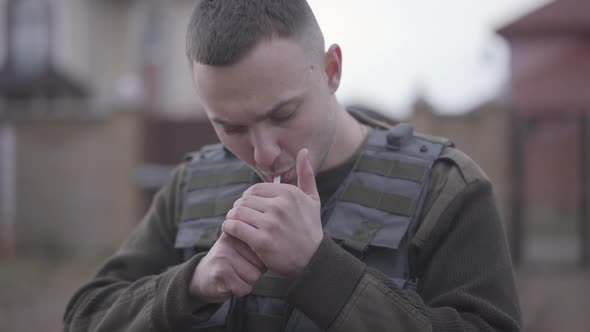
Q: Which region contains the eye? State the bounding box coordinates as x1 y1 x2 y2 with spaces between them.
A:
271 106 297 123
222 125 247 135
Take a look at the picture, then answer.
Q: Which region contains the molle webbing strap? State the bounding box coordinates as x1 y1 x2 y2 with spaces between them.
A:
187 167 252 191
177 146 257 263
356 155 427 183
181 195 239 221
193 223 221 248
175 220 224 249
324 124 449 265
340 184 415 217
342 220 381 254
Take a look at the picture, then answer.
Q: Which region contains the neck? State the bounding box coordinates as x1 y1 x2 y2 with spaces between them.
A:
319 103 368 172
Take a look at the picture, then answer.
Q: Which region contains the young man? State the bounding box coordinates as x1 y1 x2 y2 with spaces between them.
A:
64 1 521 331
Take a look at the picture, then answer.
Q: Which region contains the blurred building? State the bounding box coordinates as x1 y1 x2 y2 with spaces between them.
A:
0 0 211 113
498 0 590 267
0 0 209 257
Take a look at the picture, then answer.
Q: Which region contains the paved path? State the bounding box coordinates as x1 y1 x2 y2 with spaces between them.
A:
516 266 590 332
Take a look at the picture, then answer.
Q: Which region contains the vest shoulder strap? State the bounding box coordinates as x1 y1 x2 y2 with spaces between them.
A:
324 123 449 257
414 131 455 148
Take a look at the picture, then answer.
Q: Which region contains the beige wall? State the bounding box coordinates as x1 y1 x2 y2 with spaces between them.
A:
0 0 204 114
406 104 513 222
88 0 135 105
12 109 143 256
54 0 92 82
161 0 204 116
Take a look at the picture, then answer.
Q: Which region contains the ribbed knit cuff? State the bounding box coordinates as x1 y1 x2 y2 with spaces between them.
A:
428 306 467 332
287 237 366 329
151 253 220 330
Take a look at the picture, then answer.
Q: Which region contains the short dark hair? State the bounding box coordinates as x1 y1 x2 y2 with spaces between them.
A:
186 0 324 66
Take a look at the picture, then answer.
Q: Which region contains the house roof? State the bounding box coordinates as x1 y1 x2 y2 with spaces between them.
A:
511 42 590 113
0 66 88 100
498 0 590 38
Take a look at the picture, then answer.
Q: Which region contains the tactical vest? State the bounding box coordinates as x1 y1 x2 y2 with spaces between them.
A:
174 123 449 331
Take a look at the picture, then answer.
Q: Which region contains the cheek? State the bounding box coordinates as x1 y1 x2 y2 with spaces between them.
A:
217 134 254 164
284 119 314 144
280 118 321 157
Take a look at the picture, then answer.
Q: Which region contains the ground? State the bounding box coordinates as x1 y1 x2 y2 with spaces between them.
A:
0 255 100 331
1 252 588 331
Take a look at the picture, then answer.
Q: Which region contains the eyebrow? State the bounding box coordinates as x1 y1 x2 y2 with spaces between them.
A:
210 97 300 126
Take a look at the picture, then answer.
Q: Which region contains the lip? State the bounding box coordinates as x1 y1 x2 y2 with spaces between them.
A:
270 168 294 183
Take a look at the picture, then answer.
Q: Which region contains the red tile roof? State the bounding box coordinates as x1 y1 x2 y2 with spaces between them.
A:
498 0 590 37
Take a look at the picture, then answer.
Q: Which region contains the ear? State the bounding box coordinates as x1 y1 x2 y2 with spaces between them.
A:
324 43 342 94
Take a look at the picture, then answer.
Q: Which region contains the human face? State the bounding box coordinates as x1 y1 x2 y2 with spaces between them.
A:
192 38 338 184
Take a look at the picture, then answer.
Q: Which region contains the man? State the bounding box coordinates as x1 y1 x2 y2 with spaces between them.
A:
64 1 521 331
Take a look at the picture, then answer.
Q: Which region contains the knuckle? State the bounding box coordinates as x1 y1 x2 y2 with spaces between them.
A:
243 268 261 284
265 219 279 233
243 186 254 196
241 195 254 206
254 234 272 251
211 268 225 284
252 269 263 282
222 219 233 233
250 184 264 196
233 206 246 220
232 198 242 208
225 208 233 220
223 219 240 236
273 202 287 218
234 284 253 297
209 250 230 267
276 208 286 219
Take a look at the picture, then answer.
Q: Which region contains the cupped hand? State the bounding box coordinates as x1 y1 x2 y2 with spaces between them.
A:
222 148 323 279
190 232 267 303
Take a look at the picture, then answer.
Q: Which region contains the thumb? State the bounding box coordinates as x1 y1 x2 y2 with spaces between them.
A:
296 148 319 201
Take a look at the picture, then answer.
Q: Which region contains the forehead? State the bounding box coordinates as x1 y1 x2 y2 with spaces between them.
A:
192 38 317 123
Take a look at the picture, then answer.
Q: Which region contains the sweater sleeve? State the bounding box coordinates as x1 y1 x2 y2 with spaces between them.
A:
286 149 522 332
63 165 220 331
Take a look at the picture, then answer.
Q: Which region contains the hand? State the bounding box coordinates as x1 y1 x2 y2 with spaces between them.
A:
222 148 323 278
190 232 267 303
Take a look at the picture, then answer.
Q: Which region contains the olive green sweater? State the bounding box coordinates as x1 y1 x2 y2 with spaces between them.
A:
63 146 521 332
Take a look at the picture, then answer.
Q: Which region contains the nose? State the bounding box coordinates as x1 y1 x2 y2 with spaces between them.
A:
251 129 280 169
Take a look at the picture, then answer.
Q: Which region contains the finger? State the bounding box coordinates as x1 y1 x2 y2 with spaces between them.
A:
296 148 320 201
226 265 255 298
233 195 268 213
215 284 231 298
226 205 265 229
222 218 261 250
228 251 265 285
232 198 242 209
243 183 279 199
224 234 266 269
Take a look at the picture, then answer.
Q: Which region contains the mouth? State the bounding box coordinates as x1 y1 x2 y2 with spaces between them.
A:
269 168 294 183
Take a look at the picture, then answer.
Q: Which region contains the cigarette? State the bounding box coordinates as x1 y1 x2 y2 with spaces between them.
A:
273 175 281 184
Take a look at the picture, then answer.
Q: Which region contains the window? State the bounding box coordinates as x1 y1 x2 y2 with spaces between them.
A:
8 0 52 76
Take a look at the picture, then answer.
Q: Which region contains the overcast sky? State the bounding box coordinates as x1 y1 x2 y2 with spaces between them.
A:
308 0 553 117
